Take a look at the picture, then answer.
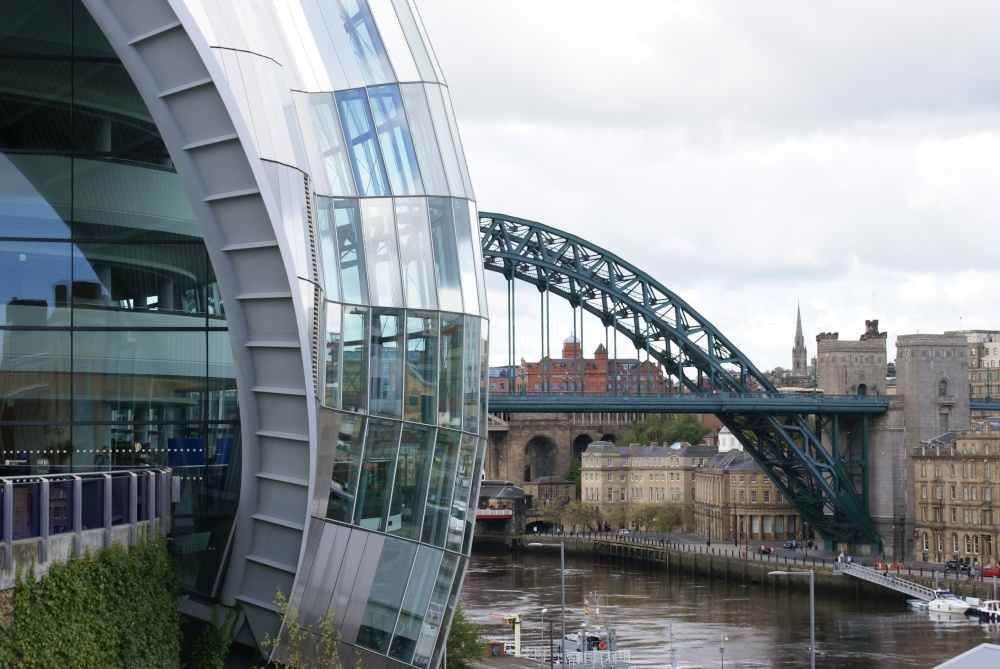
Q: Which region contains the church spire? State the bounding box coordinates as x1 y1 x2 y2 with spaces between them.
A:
792 302 807 375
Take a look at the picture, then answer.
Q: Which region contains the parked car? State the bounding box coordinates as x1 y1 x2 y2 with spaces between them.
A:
982 566 1000 578
759 545 773 554
618 528 630 536
944 559 970 574
783 540 798 549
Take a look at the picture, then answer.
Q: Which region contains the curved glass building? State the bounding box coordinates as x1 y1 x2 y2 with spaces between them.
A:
0 1 487 666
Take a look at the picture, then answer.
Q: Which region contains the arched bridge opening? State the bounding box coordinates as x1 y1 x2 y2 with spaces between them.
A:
480 211 886 546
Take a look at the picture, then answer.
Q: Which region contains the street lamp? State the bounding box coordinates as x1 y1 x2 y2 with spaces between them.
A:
529 541 565 660
719 634 728 668
768 570 815 669
541 608 552 669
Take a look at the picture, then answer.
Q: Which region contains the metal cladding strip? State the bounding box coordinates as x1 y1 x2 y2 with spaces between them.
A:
82 0 317 648
479 211 880 544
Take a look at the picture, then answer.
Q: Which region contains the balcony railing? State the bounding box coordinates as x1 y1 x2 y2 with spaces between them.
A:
0 468 171 569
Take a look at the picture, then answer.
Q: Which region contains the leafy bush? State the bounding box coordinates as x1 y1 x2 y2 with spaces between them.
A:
446 601 483 669
0 536 181 668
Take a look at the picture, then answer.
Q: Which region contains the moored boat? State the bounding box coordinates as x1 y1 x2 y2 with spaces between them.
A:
974 599 1000 621
925 590 971 615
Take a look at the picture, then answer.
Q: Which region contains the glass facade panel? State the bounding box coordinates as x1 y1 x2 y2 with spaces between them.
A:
389 0 438 82
342 306 369 413
369 309 403 419
421 428 460 547
71 157 199 240
369 85 422 196
462 316 481 434
324 303 343 408
317 197 342 303
437 313 463 429
427 198 464 314
423 84 466 198
357 536 416 653
334 198 369 305
447 434 477 553
309 94 357 198
72 61 167 156
388 544 442 664
335 88 390 197
411 551 459 669
335 0 395 85
396 198 437 310
71 243 212 321
404 312 437 425
327 412 366 523
0 57 72 153
399 84 448 196
452 199 480 316
0 0 72 56
0 155 72 237
0 241 72 326
390 423 435 540
353 418 401 531
361 198 403 308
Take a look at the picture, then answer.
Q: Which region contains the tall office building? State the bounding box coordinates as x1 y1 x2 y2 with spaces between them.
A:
0 1 488 667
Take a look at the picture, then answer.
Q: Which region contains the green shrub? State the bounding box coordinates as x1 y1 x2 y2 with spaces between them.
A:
0 536 181 668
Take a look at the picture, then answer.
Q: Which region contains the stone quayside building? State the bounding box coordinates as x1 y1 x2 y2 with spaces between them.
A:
0 1 487 667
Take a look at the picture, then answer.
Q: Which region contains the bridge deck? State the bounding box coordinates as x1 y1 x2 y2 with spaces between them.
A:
488 391 889 414
835 562 938 601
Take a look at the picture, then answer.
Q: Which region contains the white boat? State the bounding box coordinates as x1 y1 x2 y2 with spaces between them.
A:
973 599 1000 621
907 599 928 611
925 590 971 614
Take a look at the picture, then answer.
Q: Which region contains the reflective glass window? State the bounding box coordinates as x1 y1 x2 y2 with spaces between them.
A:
427 198 463 313
389 0 439 81
335 88 389 197
72 61 167 156
411 552 459 669
353 418 401 531
0 329 71 465
361 198 403 308
369 309 403 419
327 412 367 523
316 198 342 302
462 316 481 434
369 85 421 196
342 306 369 413
447 434 477 553
423 85 465 198
421 428 460 547
334 198 369 305
440 87 475 199
396 198 437 310
399 85 448 196
357 536 416 653
452 199 480 316
0 241 72 326
390 424 435 540
0 0 72 56
466 204 489 318
324 303 342 408
404 312 438 425
388 544 442 664
437 314 463 429
0 155 71 238
71 243 212 324
72 157 200 241
479 324 488 436
0 57 72 153
309 94 358 197
366 0 419 82
335 0 395 85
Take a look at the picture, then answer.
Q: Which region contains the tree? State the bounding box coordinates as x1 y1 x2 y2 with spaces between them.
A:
651 501 694 539
260 589 347 668
566 457 582 500
446 601 483 669
603 503 630 532
563 500 599 531
627 503 657 532
619 415 710 446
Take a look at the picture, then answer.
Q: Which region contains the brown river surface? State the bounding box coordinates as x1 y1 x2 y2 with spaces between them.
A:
459 551 1000 668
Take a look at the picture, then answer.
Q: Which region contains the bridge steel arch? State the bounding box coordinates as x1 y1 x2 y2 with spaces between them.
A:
479 211 881 546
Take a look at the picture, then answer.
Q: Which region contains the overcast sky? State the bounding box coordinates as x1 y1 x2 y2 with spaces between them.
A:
417 0 1000 372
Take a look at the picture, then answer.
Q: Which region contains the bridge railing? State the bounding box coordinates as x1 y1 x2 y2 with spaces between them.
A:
494 389 886 403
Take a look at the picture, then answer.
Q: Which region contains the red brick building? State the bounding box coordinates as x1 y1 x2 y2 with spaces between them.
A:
516 336 670 394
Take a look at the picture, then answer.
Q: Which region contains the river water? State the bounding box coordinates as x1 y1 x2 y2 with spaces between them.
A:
459 551 1000 668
